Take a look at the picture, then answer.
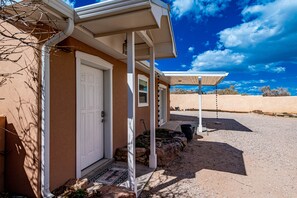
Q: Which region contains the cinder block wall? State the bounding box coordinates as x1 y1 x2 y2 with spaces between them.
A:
170 94 297 113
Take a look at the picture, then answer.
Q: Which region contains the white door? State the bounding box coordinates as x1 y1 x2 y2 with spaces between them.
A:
159 88 167 125
80 64 104 170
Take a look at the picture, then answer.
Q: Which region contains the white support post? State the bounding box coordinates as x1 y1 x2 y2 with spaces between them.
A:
198 76 203 133
149 47 157 169
127 32 137 195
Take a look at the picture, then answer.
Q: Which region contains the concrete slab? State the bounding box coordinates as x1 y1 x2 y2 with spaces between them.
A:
115 161 155 197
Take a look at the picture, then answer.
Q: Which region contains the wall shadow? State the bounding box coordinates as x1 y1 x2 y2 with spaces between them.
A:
170 113 253 132
5 123 35 197
141 138 247 197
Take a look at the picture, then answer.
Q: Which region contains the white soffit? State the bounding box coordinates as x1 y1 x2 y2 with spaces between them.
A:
75 0 167 37
163 71 229 86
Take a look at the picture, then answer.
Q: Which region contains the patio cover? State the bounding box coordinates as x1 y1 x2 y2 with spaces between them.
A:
163 71 229 133
74 0 176 60
163 71 228 86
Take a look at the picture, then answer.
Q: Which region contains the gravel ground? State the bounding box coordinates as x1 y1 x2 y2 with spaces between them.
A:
141 111 297 198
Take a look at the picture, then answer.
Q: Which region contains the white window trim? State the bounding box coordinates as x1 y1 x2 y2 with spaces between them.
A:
138 74 149 107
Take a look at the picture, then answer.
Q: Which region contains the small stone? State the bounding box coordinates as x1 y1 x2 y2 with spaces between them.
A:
136 147 146 158
100 185 136 198
73 178 89 190
86 183 103 195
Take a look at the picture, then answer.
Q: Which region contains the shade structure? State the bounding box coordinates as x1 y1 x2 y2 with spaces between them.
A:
163 71 228 86
163 71 229 133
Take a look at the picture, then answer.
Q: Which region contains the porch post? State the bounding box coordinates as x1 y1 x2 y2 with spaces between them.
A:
127 32 137 194
149 47 157 168
198 76 203 133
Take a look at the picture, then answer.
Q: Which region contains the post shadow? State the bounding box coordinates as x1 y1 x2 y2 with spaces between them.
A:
142 138 247 196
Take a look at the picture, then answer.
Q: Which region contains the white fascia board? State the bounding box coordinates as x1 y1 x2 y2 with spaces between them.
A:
151 0 169 9
167 14 177 57
163 71 229 77
75 0 151 23
41 0 74 19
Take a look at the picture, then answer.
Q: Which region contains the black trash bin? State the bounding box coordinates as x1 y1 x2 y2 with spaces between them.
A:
180 124 193 142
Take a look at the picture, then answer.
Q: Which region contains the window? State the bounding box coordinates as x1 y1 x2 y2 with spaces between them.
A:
138 75 149 107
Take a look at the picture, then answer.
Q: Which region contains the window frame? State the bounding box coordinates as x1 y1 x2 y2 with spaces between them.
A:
138 74 149 107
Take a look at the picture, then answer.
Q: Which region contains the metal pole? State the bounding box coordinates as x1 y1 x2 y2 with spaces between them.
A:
127 32 137 195
198 76 203 133
149 47 157 168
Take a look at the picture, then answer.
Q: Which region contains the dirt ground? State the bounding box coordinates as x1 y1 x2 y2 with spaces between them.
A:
141 111 297 198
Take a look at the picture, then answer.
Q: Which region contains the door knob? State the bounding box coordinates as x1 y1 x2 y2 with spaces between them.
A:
101 111 105 118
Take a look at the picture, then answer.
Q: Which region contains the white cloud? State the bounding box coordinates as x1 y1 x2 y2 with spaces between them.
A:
270 66 286 73
171 0 194 18
191 49 245 70
170 0 231 21
63 0 75 7
181 64 187 68
154 62 159 66
218 0 297 64
188 46 195 52
190 0 297 72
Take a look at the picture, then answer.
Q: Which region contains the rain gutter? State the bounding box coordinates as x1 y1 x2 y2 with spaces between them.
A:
41 17 74 198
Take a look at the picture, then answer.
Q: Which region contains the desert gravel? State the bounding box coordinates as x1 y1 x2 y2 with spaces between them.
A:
141 111 297 198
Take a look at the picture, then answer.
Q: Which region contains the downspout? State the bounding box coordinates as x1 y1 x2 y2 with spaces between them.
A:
41 18 74 198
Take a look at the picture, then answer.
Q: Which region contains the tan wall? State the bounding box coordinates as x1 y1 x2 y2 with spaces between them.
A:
1 22 171 196
0 117 5 192
50 37 170 190
50 37 130 190
171 94 297 113
135 72 170 134
0 21 39 197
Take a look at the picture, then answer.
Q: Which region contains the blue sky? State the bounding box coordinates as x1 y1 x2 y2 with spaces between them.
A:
65 0 297 95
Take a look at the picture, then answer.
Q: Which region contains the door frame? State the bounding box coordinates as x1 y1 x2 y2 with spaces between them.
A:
158 84 167 126
76 51 113 178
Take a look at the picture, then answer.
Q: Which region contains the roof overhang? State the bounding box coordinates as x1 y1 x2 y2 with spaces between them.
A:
74 0 176 60
163 71 229 86
4 0 176 62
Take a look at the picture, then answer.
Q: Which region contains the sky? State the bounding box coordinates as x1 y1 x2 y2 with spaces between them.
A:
65 0 297 95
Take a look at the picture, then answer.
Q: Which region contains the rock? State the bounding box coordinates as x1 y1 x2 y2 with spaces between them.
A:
87 183 104 196
136 147 146 158
115 148 128 162
53 178 89 197
115 131 187 167
100 185 136 198
137 156 148 164
263 112 276 116
72 178 89 190
253 110 263 114
174 136 187 147
157 141 183 166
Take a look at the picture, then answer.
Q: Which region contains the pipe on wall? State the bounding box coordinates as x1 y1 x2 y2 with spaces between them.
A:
41 18 74 198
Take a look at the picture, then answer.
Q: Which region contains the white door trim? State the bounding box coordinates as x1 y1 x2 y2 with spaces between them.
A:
158 84 167 125
76 51 113 178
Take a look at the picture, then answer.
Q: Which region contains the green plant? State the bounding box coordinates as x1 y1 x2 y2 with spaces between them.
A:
69 189 87 198
260 86 291 96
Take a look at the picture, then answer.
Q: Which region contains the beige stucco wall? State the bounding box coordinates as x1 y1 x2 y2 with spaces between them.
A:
0 21 40 197
1 25 171 195
0 116 5 192
171 94 297 113
50 37 170 191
